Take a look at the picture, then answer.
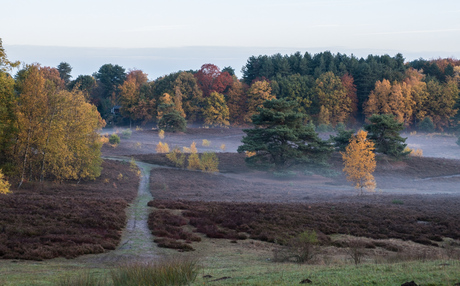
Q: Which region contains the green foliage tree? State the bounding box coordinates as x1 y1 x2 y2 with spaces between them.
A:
363 114 409 158
237 98 332 169
417 117 435 133
330 126 354 151
93 63 126 98
57 62 72 85
0 38 20 73
109 134 120 145
158 111 187 132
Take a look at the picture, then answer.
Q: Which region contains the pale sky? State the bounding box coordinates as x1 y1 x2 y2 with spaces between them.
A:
2 0 459 79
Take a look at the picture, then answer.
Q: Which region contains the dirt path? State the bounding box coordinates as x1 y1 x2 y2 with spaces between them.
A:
75 158 163 266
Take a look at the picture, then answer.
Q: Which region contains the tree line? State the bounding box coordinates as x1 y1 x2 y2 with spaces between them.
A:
57 51 460 132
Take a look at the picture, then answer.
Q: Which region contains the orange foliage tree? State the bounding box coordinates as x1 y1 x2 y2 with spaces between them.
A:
341 130 376 195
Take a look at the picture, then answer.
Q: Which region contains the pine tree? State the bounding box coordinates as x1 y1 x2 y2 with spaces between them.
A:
238 98 332 169
364 114 409 158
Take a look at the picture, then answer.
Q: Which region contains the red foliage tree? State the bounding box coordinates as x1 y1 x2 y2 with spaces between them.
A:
194 64 233 97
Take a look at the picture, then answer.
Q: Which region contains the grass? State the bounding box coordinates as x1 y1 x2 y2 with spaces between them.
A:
196 260 460 285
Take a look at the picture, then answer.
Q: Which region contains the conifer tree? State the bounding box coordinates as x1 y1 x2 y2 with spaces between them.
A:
238 98 332 169
364 114 409 158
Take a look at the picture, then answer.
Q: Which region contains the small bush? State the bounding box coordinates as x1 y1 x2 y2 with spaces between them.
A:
99 135 109 145
135 126 143 131
404 147 423 157
274 230 319 263
245 151 256 157
110 258 200 286
200 152 219 173
220 144 226 152
121 129 132 139
158 129 165 139
109 134 120 145
166 147 186 168
158 111 187 132
156 142 170 153
187 153 201 171
202 139 211 147
346 239 367 265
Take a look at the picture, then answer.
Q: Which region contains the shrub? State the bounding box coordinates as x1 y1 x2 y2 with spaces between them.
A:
166 147 186 168
99 135 109 145
405 147 423 157
199 152 219 173
121 129 132 139
158 129 165 139
346 239 367 265
187 153 201 170
0 170 11 194
220 144 226 152
109 134 120 145
110 258 200 286
158 111 186 132
135 126 143 131
202 139 211 147
156 142 170 153
274 230 318 263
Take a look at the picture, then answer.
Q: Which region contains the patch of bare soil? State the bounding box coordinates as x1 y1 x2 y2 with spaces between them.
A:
0 160 139 260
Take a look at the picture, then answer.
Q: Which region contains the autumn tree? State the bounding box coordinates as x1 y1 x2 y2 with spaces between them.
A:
173 72 203 123
0 170 11 194
226 76 248 125
424 79 459 130
156 93 175 120
341 130 376 195
315 72 352 126
246 80 276 122
0 71 17 164
238 98 332 169
118 70 154 126
13 65 105 185
203 92 230 127
194 64 233 97
364 79 415 126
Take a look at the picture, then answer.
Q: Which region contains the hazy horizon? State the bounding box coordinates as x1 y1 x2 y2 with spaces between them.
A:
4 44 459 81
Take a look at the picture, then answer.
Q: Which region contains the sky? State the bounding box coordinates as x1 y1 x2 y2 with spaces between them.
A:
1 0 460 79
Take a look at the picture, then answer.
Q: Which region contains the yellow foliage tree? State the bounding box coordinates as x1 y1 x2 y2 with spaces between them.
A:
246 80 275 122
200 152 219 173
0 170 11 194
187 153 201 170
203 92 230 127
156 141 170 153
341 130 376 195
166 147 186 168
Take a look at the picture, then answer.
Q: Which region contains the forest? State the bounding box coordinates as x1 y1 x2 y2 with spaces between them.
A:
1 38 460 187
66 51 459 133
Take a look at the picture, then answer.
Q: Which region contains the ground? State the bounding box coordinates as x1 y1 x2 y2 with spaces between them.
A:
1 127 460 285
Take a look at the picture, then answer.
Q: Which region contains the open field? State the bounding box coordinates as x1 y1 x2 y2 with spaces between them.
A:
1 127 460 285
